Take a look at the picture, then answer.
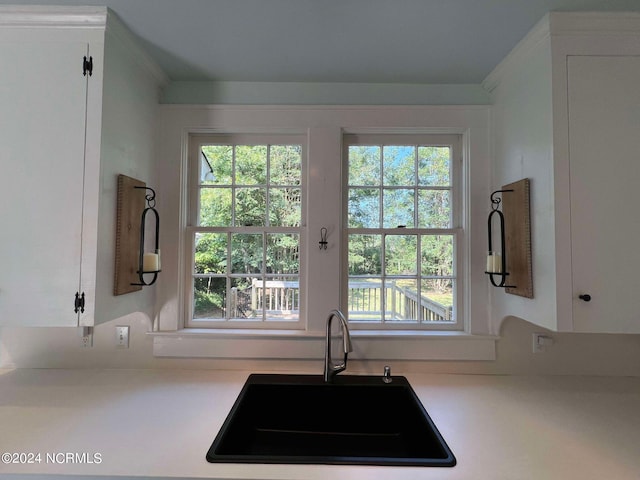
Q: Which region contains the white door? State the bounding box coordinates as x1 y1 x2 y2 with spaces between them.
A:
0 41 88 326
568 55 640 333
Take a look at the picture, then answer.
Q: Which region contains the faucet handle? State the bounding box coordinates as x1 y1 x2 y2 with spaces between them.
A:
383 365 392 383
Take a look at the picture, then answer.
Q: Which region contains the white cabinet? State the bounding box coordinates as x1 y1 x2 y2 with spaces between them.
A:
0 7 166 327
0 39 89 327
487 12 640 333
567 56 640 333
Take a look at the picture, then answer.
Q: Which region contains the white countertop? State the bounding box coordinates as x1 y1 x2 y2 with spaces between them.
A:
0 368 639 480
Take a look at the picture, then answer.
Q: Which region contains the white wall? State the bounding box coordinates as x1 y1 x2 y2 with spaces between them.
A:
484 17 560 332
3 313 640 376
92 18 166 324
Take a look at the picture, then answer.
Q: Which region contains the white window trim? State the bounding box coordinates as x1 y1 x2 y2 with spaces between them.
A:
152 329 497 360
150 105 495 361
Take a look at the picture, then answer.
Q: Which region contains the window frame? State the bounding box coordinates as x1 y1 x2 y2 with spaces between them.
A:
342 133 464 331
185 133 308 330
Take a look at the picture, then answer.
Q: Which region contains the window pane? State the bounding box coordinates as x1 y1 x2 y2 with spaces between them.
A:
236 145 267 185
267 234 299 274
421 235 454 276
230 277 260 319
270 188 301 227
348 188 380 228
385 235 417 275
235 187 266 226
191 136 305 327
194 277 226 319
264 276 300 321
194 233 227 274
348 277 382 322
418 146 450 186
383 188 414 228
384 279 418 322
344 135 459 330
199 188 231 226
383 146 415 186
271 145 301 186
349 146 380 186
348 234 382 275
421 279 454 322
418 190 451 228
231 233 263 273
201 145 232 185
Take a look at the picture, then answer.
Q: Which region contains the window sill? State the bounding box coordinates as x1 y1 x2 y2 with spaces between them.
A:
149 329 497 361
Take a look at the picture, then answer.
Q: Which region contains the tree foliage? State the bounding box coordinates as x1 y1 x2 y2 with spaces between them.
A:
193 142 455 318
348 145 454 303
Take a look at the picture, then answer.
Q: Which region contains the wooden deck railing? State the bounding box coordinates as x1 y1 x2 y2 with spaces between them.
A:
232 279 452 322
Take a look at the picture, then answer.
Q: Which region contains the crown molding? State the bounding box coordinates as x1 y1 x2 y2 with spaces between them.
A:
0 5 168 86
549 11 640 35
0 5 107 29
105 9 169 87
482 11 640 94
482 14 551 93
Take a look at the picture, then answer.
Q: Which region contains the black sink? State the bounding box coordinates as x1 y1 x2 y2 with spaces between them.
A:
206 374 456 466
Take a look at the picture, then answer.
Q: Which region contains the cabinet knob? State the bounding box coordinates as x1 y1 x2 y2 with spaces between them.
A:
578 294 592 302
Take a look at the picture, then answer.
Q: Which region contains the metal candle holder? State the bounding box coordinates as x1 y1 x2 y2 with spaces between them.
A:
486 189 515 288
131 186 160 286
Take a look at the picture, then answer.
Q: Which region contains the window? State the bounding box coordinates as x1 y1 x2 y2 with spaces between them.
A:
187 134 305 328
155 106 495 360
344 134 462 330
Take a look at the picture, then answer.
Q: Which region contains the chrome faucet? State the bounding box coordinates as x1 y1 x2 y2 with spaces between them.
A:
323 309 353 382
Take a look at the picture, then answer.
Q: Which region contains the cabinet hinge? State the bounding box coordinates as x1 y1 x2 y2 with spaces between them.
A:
74 292 85 314
83 56 93 77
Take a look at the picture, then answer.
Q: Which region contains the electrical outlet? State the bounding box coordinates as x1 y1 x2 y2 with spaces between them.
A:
532 332 554 353
116 326 129 348
80 326 93 348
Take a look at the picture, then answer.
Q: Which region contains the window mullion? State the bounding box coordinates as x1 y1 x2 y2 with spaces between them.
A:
265 144 271 228
381 232 387 324
378 144 384 230
413 146 419 229
226 232 232 320
417 233 423 323
231 145 237 227
261 233 267 321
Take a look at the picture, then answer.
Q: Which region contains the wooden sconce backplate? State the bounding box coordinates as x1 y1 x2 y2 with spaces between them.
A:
503 178 533 298
114 174 146 295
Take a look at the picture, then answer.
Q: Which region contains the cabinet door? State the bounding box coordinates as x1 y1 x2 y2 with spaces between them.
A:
0 41 88 326
568 55 640 333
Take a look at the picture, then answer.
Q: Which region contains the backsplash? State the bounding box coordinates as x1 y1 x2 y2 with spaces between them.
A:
1 316 639 376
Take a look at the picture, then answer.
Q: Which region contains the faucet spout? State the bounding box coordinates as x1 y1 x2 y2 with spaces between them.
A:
324 309 352 382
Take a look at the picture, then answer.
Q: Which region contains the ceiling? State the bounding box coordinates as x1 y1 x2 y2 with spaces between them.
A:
2 0 640 83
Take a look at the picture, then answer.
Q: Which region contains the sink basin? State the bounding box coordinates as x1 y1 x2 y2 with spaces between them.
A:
206 374 456 466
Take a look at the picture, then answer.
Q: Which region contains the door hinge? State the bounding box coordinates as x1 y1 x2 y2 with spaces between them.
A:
83 56 93 77
74 292 85 314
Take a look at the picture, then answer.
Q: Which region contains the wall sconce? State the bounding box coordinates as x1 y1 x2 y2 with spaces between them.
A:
132 186 160 287
486 188 515 288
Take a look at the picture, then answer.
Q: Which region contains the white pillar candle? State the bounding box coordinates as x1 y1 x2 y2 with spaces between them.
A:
492 253 502 273
143 253 159 272
486 253 495 273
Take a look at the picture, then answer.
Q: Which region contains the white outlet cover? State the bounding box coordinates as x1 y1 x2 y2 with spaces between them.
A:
116 326 129 348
